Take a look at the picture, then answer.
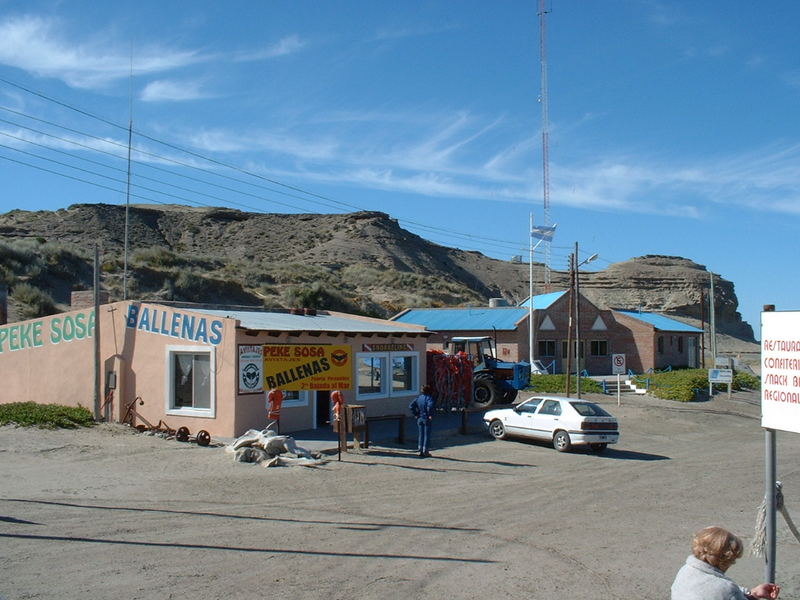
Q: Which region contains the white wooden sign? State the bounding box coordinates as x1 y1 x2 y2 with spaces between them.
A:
761 311 800 433
709 368 733 384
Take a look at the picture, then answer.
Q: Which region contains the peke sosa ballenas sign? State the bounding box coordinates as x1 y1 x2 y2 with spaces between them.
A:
125 304 223 345
0 310 95 352
263 344 353 391
761 311 800 433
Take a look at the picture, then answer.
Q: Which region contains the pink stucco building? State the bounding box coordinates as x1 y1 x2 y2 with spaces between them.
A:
0 300 430 438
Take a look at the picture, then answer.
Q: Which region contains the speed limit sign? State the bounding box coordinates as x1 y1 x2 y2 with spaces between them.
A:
612 353 626 375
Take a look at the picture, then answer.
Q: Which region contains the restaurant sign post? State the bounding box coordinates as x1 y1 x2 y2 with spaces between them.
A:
760 308 800 584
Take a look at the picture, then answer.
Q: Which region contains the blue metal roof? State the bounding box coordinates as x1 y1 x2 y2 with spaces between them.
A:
392 307 528 331
518 290 567 309
616 310 703 333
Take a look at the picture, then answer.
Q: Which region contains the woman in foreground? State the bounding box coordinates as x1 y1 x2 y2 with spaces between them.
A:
671 526 780 599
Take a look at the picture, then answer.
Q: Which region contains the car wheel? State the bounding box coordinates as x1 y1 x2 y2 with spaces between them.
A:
589 443 608 453
489 419 506 440
553 430 571 452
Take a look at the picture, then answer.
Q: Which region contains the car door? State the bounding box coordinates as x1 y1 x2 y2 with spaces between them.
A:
507 397 541 438
529 399 564 440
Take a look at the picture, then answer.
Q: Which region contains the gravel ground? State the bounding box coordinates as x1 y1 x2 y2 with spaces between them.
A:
2 390 800 600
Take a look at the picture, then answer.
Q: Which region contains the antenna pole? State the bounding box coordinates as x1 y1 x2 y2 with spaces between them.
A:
538 0 552 291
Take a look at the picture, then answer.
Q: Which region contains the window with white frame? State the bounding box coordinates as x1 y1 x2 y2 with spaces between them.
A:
167 346 215 417
357 354 386 395
390 352 417 394
357 351 418 400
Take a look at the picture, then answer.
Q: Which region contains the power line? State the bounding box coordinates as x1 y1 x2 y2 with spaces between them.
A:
0 76 595 263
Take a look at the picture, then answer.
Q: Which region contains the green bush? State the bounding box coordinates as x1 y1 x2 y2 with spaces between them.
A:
640 369 708 402
101 259 120 273
0 402 94 428
132 247 184 268
283 282 360 313
633 368 759 402
12 283 58 319
272 263 331 285
733 371 760 390
527 374 603 394
173 271 207 298
0 240 35 269
35 243 91 283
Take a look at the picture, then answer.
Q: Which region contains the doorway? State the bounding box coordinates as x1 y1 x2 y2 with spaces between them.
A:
315 390 331 428
688 337 698 368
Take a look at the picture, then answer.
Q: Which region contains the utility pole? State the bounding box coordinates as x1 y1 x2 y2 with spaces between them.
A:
575 242 582 398
700 287 706 368
564 253 574 397
709 272 717 362
93 244 101 421
123 52 134 300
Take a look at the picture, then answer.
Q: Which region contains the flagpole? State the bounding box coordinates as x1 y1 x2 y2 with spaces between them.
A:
529 213 534 365
528 223 556 368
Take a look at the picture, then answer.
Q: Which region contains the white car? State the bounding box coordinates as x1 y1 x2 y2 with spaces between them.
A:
483 395 619 452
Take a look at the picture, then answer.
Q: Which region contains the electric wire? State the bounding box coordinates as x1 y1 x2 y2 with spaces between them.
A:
0 107 535 254
0 78 534 250
0 106 349 214
1 102 532 253
0 76 602 263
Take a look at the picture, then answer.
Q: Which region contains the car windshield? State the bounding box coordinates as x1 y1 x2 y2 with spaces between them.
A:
570 402 612 417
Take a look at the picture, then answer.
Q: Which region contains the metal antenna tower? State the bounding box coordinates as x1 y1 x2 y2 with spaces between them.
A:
538 0 552 290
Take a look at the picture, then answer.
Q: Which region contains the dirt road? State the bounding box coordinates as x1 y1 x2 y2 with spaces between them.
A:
2 391 800 599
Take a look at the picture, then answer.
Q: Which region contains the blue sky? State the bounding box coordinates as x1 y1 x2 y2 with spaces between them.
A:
0 1 797 338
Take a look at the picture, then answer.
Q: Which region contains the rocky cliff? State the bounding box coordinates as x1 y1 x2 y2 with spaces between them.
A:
0 204 755 346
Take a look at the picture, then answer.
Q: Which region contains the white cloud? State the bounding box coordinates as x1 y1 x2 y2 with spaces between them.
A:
371 23 460 42
141 79 212 102
234 35 306 62
637 0 682 26
184 127 338 160
0 15 205 89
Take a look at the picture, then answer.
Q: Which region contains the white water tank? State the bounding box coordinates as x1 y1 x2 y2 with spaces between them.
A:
489 298 510 307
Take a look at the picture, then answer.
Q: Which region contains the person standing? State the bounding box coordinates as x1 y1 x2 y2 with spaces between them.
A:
410 385 435 457
671 526 780 600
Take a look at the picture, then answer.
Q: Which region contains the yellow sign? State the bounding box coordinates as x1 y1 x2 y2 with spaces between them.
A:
262 344 353 391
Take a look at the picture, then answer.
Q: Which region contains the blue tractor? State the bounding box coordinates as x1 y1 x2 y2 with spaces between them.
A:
447 336 531 407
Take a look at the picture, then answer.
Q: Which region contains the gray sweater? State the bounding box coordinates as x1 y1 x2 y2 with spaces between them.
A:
671 555 750 600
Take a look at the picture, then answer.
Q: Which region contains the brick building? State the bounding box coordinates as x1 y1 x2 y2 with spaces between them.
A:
393 291 702 375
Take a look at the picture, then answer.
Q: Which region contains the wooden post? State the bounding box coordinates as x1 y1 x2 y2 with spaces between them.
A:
565 253 574 397
93 245 101 421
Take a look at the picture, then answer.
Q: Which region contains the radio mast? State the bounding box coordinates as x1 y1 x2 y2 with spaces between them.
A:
538 0 552 290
